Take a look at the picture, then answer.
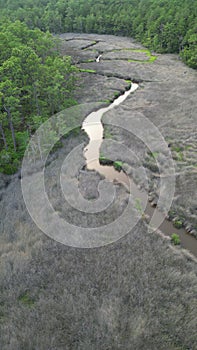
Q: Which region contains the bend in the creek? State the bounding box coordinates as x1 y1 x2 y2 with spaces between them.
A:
81 81 197 257
82 83 138 187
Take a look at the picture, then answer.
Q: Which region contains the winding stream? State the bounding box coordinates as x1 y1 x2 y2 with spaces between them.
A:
81 83 197 257
82 83 138 180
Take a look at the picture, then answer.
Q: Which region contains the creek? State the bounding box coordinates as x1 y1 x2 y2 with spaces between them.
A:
82 83 197 257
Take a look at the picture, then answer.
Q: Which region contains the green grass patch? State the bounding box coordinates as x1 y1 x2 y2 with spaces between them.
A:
113 160 123 171
99 156 123 170
104 129 113 139
114 91 121 98
128 57 157 64
70 126 81 136
171 233 181 245
128 59 143 63
176 152 184 161
85 47 157 64
100 99 111 104
148 55 157 63
135 198 143 215
173 220 183 229
18 292 35 307
79 68 96 73
185 145 192 150
150 151 159 159
99 155 113 165
62 126 82 139
171 145 184 152
82 59 95 63
111 48 157 63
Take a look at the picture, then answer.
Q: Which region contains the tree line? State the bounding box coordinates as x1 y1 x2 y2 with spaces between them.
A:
0 21 77 173
0 0 196 69
0 0 196 173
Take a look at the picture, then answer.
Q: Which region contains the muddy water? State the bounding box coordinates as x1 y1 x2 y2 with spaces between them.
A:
146 204 197 257
82 83 138 172
82 84 197 257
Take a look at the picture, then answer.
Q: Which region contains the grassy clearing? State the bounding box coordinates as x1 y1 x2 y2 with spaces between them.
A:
79 68 96 73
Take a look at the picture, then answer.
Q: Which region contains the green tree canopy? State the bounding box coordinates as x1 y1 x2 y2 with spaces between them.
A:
0 0 196 68
0 21 77 173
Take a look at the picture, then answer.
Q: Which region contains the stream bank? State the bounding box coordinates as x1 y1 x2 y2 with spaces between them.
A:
60 33 197 248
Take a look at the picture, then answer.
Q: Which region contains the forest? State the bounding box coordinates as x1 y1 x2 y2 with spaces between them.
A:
0 21 77 173
0 0 196 173
0 0 196 68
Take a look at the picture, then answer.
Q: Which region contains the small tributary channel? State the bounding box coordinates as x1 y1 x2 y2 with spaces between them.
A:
82 83 197 257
